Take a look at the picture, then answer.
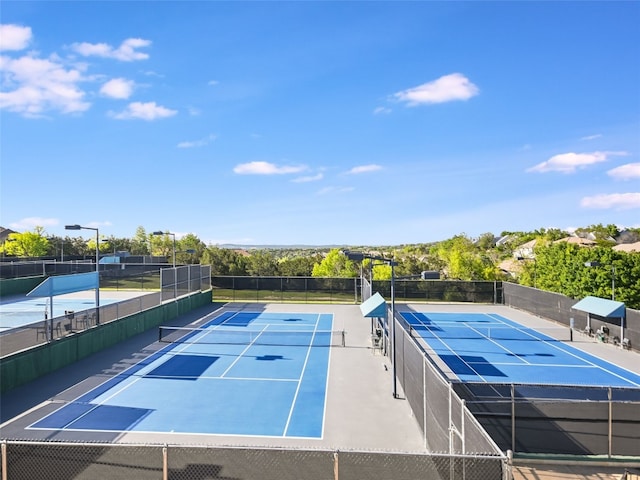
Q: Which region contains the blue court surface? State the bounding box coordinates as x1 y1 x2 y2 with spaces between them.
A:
28 311 335 438
0 292 119 332
402 312 640 388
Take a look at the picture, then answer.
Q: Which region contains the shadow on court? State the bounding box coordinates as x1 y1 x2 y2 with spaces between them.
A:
0 302 228 426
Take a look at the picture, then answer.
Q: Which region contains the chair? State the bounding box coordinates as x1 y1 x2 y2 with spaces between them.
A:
36 321 48 340
54 321 62 337
76 314 89 330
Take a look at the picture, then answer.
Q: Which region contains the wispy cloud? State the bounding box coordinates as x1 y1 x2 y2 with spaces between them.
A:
393 73 479 106
70 38 151 62
527 151 628 174
0 24 32 51
233 161 307 175
580 134 602 141
607 163 640 181
110 101 177 120
581 193 640 210
100 77 134 99
373 106 391 115
346 164 383 175
208 80 219 86
177 134 217 148
9 217 58 230
292 173 323 183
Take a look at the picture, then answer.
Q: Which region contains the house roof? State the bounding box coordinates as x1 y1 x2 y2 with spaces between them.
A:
613 241 640 253
554 236 597 246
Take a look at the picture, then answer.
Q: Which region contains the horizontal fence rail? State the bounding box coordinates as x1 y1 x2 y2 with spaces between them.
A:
211 276 501 304
0 265 211 359
0 441 510 480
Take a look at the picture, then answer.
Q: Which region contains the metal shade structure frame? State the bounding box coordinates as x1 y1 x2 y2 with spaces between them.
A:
65 224 100 325
342 250 400 399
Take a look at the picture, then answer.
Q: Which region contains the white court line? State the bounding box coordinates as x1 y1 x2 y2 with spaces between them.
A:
484 313 640 388
404 311 490 383
283 313 322 437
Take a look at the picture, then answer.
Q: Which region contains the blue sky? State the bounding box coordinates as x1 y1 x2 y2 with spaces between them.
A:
1 1 639 246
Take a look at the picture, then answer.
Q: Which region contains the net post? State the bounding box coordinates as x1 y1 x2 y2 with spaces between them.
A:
341 330 346 347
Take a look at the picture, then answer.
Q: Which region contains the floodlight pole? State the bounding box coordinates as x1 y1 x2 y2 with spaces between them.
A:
65 224 100 325
390 259 398 398
343 249 399 399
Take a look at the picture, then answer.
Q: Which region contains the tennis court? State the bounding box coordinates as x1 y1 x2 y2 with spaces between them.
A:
28 310 338 438
402 311 640 388
0 291 139 332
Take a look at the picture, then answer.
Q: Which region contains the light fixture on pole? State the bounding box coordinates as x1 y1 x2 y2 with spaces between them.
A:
152 231 176 268
65 224 100 324
342 249 399 399
584 261 615 301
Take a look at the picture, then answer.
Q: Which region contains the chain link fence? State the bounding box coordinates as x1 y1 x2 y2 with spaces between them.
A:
1 266 211 358
212 276 501 304
454 382 640 456
0 441 510 480
392 315 505 457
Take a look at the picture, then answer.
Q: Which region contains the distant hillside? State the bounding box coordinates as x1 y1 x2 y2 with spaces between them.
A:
217 244 347 250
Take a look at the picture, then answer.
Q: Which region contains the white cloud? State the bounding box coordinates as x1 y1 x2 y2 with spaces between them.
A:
346 164 383 174
373 106 391 115
580 193 640 210
71 38 151 62
580 134 602 141
177 134 217 148
100 77 134 99
110 101 177 120
607 163 640 181
233 161 307 175
208 80 219 86
9 217 58 230
393 73 479 106
0 54 90 116
0 24 32 51
527 151 628 174
292 173 323 183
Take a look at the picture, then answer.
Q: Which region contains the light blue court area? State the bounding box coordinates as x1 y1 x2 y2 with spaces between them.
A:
29 311 334 438
0 292 120 332
402 312 640 388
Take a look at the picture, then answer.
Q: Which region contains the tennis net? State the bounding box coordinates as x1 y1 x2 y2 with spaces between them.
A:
159 326 346 347
409 324 572 342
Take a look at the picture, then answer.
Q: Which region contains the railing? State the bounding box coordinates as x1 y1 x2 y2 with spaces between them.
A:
212 276 501 304
0 441 510 480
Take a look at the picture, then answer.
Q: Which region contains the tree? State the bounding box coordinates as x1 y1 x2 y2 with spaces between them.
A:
176 233 206 264
278 255 321 276
1 227 49 257
202 247 248 275
312 249 359 277
246 250 279 276
131 226 150 255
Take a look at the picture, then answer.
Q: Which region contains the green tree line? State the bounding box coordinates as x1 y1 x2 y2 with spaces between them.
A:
1 224 639 308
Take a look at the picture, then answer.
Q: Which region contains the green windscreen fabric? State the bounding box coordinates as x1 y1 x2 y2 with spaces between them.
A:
26 272 99 297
